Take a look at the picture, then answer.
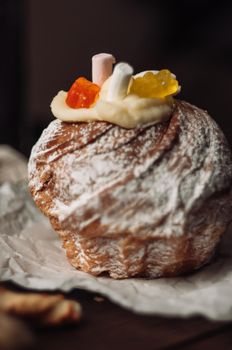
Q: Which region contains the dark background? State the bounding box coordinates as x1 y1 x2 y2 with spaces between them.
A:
1 0 232 156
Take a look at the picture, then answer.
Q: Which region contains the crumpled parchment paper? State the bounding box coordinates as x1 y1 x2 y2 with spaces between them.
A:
0 146 232 320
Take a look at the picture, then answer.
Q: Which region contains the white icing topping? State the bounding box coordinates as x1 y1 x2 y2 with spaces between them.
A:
50 72 174 129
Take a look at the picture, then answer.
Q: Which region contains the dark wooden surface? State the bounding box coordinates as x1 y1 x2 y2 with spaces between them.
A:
5 283 232 350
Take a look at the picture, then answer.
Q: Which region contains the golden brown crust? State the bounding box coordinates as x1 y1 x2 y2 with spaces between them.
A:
28 101 232 278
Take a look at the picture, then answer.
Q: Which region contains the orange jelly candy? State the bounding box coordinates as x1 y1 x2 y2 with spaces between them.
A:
66 77 100 108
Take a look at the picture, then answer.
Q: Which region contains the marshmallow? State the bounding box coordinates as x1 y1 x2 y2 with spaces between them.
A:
92 53 115 87
107 62 134 101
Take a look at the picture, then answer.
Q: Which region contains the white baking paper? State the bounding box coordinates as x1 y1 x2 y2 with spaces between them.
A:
0 146 232 320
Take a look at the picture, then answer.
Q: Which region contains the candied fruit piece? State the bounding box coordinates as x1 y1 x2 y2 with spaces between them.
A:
66 77 100 108
129 70 179 99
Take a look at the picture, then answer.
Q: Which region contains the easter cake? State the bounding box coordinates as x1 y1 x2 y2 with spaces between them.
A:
28 53 232 279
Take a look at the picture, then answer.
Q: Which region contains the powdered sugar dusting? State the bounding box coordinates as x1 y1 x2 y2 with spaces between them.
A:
28 100 232 278
28 101 232 240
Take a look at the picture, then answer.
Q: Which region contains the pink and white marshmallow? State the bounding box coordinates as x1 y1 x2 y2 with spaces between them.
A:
92 53 116 87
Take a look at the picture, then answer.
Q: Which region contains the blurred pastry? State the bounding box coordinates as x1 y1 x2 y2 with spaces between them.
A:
0 288 81 326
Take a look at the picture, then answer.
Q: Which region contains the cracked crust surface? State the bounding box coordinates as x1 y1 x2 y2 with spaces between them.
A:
28 100 232 278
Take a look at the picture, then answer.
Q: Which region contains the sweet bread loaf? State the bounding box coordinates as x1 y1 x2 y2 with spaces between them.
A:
28 99 232 278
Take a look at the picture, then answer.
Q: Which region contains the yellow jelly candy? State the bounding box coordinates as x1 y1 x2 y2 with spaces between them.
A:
129 69 179 99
